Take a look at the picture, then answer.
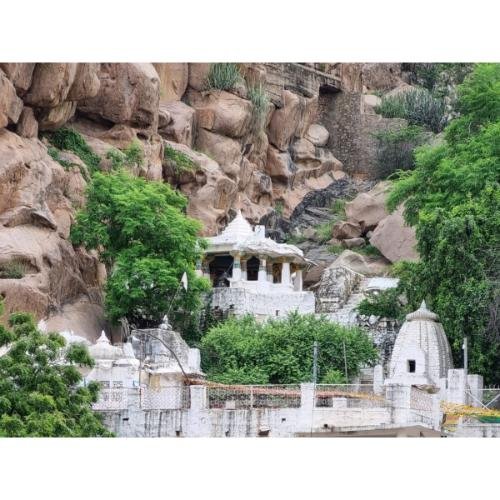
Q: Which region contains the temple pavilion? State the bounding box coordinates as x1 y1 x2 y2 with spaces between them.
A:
200 211 315 320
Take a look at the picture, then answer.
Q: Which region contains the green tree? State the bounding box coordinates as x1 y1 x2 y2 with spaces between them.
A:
70 170 210 331
200 313 378 384
387 64 500 383
0 307 111 437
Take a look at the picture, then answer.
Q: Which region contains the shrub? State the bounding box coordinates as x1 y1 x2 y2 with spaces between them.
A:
47 146 72 169
48 127 101 172
274 200 284 215
321 369 347 384
0 262 25 279
374 125 428 178
329 199 347 217
123 140 144 166
375 88 446 132
357 244 382 258
357 288 406 320
205 63 242 91
247 84 269 133
106 140 144 170
315 220 335 243
164 144 197 174
200 313 378 384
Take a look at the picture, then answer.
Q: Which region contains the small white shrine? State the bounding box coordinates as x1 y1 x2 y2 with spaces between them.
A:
201 211 315 320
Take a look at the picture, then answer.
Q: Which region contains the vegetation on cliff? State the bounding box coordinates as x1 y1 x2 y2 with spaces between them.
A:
0 301 110 437
71 170 210 330
385 64 500 383
200 313 378 384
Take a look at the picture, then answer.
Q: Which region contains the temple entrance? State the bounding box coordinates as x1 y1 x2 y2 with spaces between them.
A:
209 255 233 287
272 263 282 283
246 256 260 281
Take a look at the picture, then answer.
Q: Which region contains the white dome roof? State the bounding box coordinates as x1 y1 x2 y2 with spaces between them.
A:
88 331 123 361
208 211 254 246
388 301 453 386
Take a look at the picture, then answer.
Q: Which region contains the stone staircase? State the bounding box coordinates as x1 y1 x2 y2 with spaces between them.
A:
319 277 369 326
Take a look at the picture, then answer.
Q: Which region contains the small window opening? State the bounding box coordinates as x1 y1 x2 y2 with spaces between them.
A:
275 310 280 317
408 360 416 373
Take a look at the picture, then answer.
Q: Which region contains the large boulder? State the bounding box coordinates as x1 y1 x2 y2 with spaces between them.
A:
24 63 78 108
16 107 38 138
330 250 392 277
188 63 211 91
0 63 36 96
153 63 189 102
265 146 295 181
187 89 253 138
0 71 23 128
37 101 77 131
195 128 242 168
305 123 329 147
369 206 419 263
268 90 308 151
345 181 391 232
332 220 362 240
158 101 196 147
78 63 160 130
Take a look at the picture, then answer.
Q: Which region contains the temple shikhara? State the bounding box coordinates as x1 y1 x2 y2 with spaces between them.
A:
200 211 315 320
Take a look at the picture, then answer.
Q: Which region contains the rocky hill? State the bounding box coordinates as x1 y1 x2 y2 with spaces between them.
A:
0 62 423 339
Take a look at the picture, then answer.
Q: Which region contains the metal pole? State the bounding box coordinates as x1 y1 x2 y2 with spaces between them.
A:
312 341 318 384
343 341 348 383
463 336 468 397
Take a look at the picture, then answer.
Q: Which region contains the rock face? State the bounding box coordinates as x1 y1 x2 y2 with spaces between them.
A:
369 206 419 263
153 63 189 102
78 63 160 130
158 101 196 147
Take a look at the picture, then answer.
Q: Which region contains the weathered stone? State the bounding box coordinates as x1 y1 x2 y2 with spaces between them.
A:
154 63 189 102
291 138 317 165
37 100 77 131
25 63 78 107
329 249 391 277
342 237 366 249
66 63 101 101
188 63 211 91
0 63 36 95
0 71 23 128
267 90 303 151
195 128 242 167
16 107 38 138
265 146 295 181
187 89 252 138
158 101 196 147
305 123 329 147
332 220 362 240
78 63 160 130
345 181 390 231
369 205 419 263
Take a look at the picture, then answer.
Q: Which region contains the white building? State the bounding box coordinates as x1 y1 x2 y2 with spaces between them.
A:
201 211 315 320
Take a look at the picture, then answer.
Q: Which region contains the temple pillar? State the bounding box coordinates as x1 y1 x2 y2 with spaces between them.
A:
258 257 267 282
232 254 242 281
241 259 247 280
294 268 303 291
266 261 273 282
281 261 291 286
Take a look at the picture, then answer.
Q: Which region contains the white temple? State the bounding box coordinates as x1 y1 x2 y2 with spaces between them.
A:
201 211 316 320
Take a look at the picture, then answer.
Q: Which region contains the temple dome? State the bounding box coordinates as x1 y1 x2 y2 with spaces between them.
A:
209 210 254 246
88 331 123 361
387 301 453 386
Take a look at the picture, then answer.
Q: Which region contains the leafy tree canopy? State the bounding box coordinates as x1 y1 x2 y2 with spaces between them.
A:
386 63 500 383
200 313 378 385
0 307 110 437
71 170 210 330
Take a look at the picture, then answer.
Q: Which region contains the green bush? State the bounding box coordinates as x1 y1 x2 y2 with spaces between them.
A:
0 311 111 437
387 64 500 384
71 170 209 330
47 146 72 169
375 88 446 132
329 199 347 217
248 84 269 133
357 288 406 320
0 262 25 279
315 220 335 243
374 125 428 178
205 63 242 91
321 369 347 384
200 313 378 384
164 144 197 175
48 127 101 173
106 140 144 169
